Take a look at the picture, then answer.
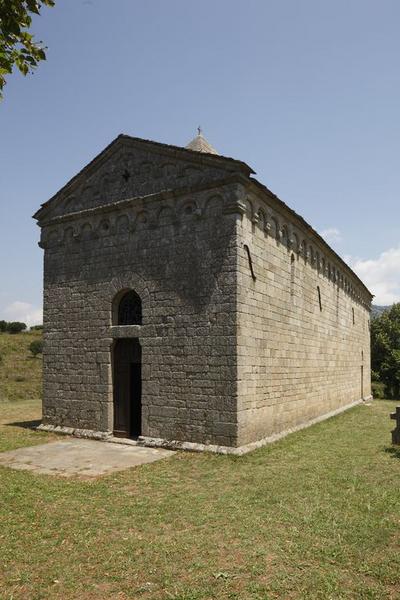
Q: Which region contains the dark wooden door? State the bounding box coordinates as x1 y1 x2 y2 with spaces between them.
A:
113 339 141 438
361 365 364 399
130 363 142 437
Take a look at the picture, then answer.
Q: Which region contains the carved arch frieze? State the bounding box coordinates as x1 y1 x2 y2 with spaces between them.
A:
300 239 307 262
178 198 201 222
203 194 224 217
268 215 279 241
82 185 93 204
280 224 289 249
161 162 177 178
309 244 315 267
63 226 76 244
40 228 59 248
255 208 266 233
157 206 176 227
97 219 112 236
243 197 253 221
290 231 300 253
116 214 130 233
80 222 93 241
134 210 150 230
183 165 203 178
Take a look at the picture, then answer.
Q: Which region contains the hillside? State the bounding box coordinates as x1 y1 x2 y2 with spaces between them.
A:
0 331 42 403
371 305 391 319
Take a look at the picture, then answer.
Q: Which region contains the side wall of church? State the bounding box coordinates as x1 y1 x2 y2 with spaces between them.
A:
236 186 372 446
40 183 240 446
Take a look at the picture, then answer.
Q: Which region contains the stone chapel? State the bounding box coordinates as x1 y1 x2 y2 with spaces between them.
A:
34 131 372 453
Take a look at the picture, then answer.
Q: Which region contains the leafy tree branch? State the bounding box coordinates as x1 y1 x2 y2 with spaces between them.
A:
0 0 55 98
371 303 400 399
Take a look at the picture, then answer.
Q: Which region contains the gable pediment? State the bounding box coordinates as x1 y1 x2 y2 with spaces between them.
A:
34 135 252 223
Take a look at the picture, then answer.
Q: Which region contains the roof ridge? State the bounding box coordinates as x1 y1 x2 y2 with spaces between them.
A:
33 134 254 221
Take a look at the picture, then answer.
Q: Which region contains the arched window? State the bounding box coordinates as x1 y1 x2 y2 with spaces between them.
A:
117 290 142 325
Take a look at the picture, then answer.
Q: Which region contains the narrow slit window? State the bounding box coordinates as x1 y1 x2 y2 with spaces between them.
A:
290 254 295 301
352 307 355 325
317 286 322 311
243 244 256 281
336 287 340 323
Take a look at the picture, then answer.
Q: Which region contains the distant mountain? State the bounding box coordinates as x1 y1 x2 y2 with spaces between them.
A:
371 305 391 319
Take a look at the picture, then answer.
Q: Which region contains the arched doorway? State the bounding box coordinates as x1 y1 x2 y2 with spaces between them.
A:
113 338 141 438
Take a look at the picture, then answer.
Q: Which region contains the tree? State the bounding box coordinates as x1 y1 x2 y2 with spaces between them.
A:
371 303 400 399
0 320 7 332
29 338 43 356
0 0 55 99
6 321 26 334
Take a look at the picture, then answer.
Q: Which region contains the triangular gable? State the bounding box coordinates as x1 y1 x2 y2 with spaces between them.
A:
34 134 253 224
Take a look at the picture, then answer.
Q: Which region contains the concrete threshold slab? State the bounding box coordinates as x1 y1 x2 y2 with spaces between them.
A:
0 439 174 478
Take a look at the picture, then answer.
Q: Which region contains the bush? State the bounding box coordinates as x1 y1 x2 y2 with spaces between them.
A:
0 320 7 332
372 381 385 399
371 370 380 382
14 376 26 382
371 303 400 399
30 325 43 331
6 322 27 334
29 339 44 357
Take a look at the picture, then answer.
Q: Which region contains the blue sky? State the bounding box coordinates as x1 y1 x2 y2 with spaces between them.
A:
1 0 399 324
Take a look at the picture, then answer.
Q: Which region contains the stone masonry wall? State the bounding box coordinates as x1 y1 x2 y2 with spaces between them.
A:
38 136 373 451
41 182 240 447
236 184 372 446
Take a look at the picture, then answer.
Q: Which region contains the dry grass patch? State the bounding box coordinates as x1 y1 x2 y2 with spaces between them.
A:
0 331 42 403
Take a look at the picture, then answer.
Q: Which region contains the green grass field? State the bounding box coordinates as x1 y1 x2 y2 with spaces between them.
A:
0 334 400 599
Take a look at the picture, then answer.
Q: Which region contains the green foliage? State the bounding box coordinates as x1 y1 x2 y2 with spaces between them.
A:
30 324 43 330
371 303 400 399
371 380 385 399
371 304 390 319
6 321 27 334
371 369 380 382
0 0 55 99
0 320 30 333
29 338 43 356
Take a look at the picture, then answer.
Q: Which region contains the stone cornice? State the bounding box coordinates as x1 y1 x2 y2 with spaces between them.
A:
37 166 373 308
240 175 373 306
37 175 240 228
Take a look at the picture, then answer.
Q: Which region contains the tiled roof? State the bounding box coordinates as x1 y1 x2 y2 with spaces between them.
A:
185 132 218 155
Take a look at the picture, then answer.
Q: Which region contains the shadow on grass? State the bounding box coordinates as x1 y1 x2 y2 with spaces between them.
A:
384 446 400 459
374 397 400 403
5 419 41 430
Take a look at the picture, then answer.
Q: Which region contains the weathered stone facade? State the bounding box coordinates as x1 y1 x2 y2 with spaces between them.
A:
34 134 372 453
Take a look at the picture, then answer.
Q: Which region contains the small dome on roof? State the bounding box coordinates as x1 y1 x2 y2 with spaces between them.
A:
185 128 218 155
